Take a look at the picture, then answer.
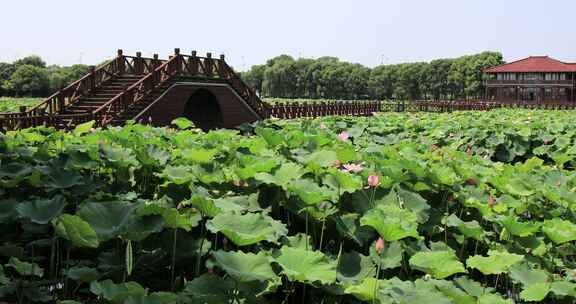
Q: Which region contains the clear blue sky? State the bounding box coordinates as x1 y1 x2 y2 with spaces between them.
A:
1 0 575 71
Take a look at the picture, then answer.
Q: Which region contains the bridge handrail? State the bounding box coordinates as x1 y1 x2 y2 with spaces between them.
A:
92 54 179 126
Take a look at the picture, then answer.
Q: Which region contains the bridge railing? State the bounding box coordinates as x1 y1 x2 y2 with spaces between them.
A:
93 51 180 126
0 49 160 129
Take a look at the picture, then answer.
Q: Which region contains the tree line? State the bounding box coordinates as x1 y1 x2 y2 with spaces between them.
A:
0 56 89 97
241 51 504 100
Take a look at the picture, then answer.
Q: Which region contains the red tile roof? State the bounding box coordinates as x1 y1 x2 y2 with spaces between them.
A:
484 56 576 73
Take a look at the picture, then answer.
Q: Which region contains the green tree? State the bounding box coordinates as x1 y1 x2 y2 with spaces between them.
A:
3 64 50 97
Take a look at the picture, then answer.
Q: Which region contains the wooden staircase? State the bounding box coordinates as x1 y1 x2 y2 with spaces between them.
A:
0 49 270 131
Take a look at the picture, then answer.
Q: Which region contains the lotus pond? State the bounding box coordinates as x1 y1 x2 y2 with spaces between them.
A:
1 109 576 303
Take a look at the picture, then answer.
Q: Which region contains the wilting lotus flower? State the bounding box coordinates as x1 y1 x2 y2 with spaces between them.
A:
375 237 385 254
338 131 349 141
320 123 327 129
367 175 380 187
342 163 363 173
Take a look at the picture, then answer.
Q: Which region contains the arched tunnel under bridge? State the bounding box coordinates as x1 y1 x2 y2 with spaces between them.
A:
135 83 262 130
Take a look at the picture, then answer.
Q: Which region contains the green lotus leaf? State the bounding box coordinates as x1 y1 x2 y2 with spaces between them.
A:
7 257 43 277
0 162 32 180
90 280 147 304
334 213 374 246
206 212 287 246
254 162 306 188
78 201 136 241
509 263 549 286
520 282 550 302
212 250 279 283
466 250 524 275
323 168 364 194
181 273 234 303
446 214 485 241
542 218 576 244
137 200 201 231
409 250 466 279
430 279 476 304
360 204 420 242
44 169 84 190
337 251 376 282
477 293 514 304
73 120 95 135
16 195 67 224
183 148 218 164
53 214 100 248
397 187 431 223
369 240 404 270
0 265 9 285
213 193 263 214
171 117 195 130
500 215 540 237
281 233 313 250
66 266 101 283
255 127 284 147
0 198 19 224
302 149 338 171
343 277 383 302
287 179 338 205
124 292 180 304
274 246 337 285
160 165 195 185
550 281 576 297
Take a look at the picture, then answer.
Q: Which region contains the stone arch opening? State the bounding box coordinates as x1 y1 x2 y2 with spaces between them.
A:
183 89 224 130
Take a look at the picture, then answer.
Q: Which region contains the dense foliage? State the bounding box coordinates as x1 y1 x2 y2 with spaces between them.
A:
1 110 576 303
0 55 89 98
243 52 503 100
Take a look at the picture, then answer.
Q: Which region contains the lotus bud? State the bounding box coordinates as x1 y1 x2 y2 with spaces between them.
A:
367 175 380 187
375 237 385 254
89 127 96 133
338 131 349 141
430 144 438 151
488 195 496 209
334 160 342 167
176 202 184 210
466 178 477 186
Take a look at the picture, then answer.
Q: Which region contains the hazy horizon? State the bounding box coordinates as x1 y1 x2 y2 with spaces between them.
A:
2 0 575 71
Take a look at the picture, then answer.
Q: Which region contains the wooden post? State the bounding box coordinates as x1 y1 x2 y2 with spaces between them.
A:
135 52 143 75
219 54 226 78
174 48 181 74
89 65 96 91
117 49 125 74
206 52 213 76
189 51 197 75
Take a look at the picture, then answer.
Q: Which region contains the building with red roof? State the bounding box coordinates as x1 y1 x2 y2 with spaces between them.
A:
484 56 576 102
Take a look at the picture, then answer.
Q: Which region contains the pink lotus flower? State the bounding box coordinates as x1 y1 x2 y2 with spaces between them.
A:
375 237 385 254
338 131 349 141
320 123 327 129
367 175 380 187
334 160 342 167
342 163 363 173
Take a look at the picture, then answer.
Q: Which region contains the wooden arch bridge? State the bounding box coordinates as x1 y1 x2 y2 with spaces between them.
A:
0 49 381 131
